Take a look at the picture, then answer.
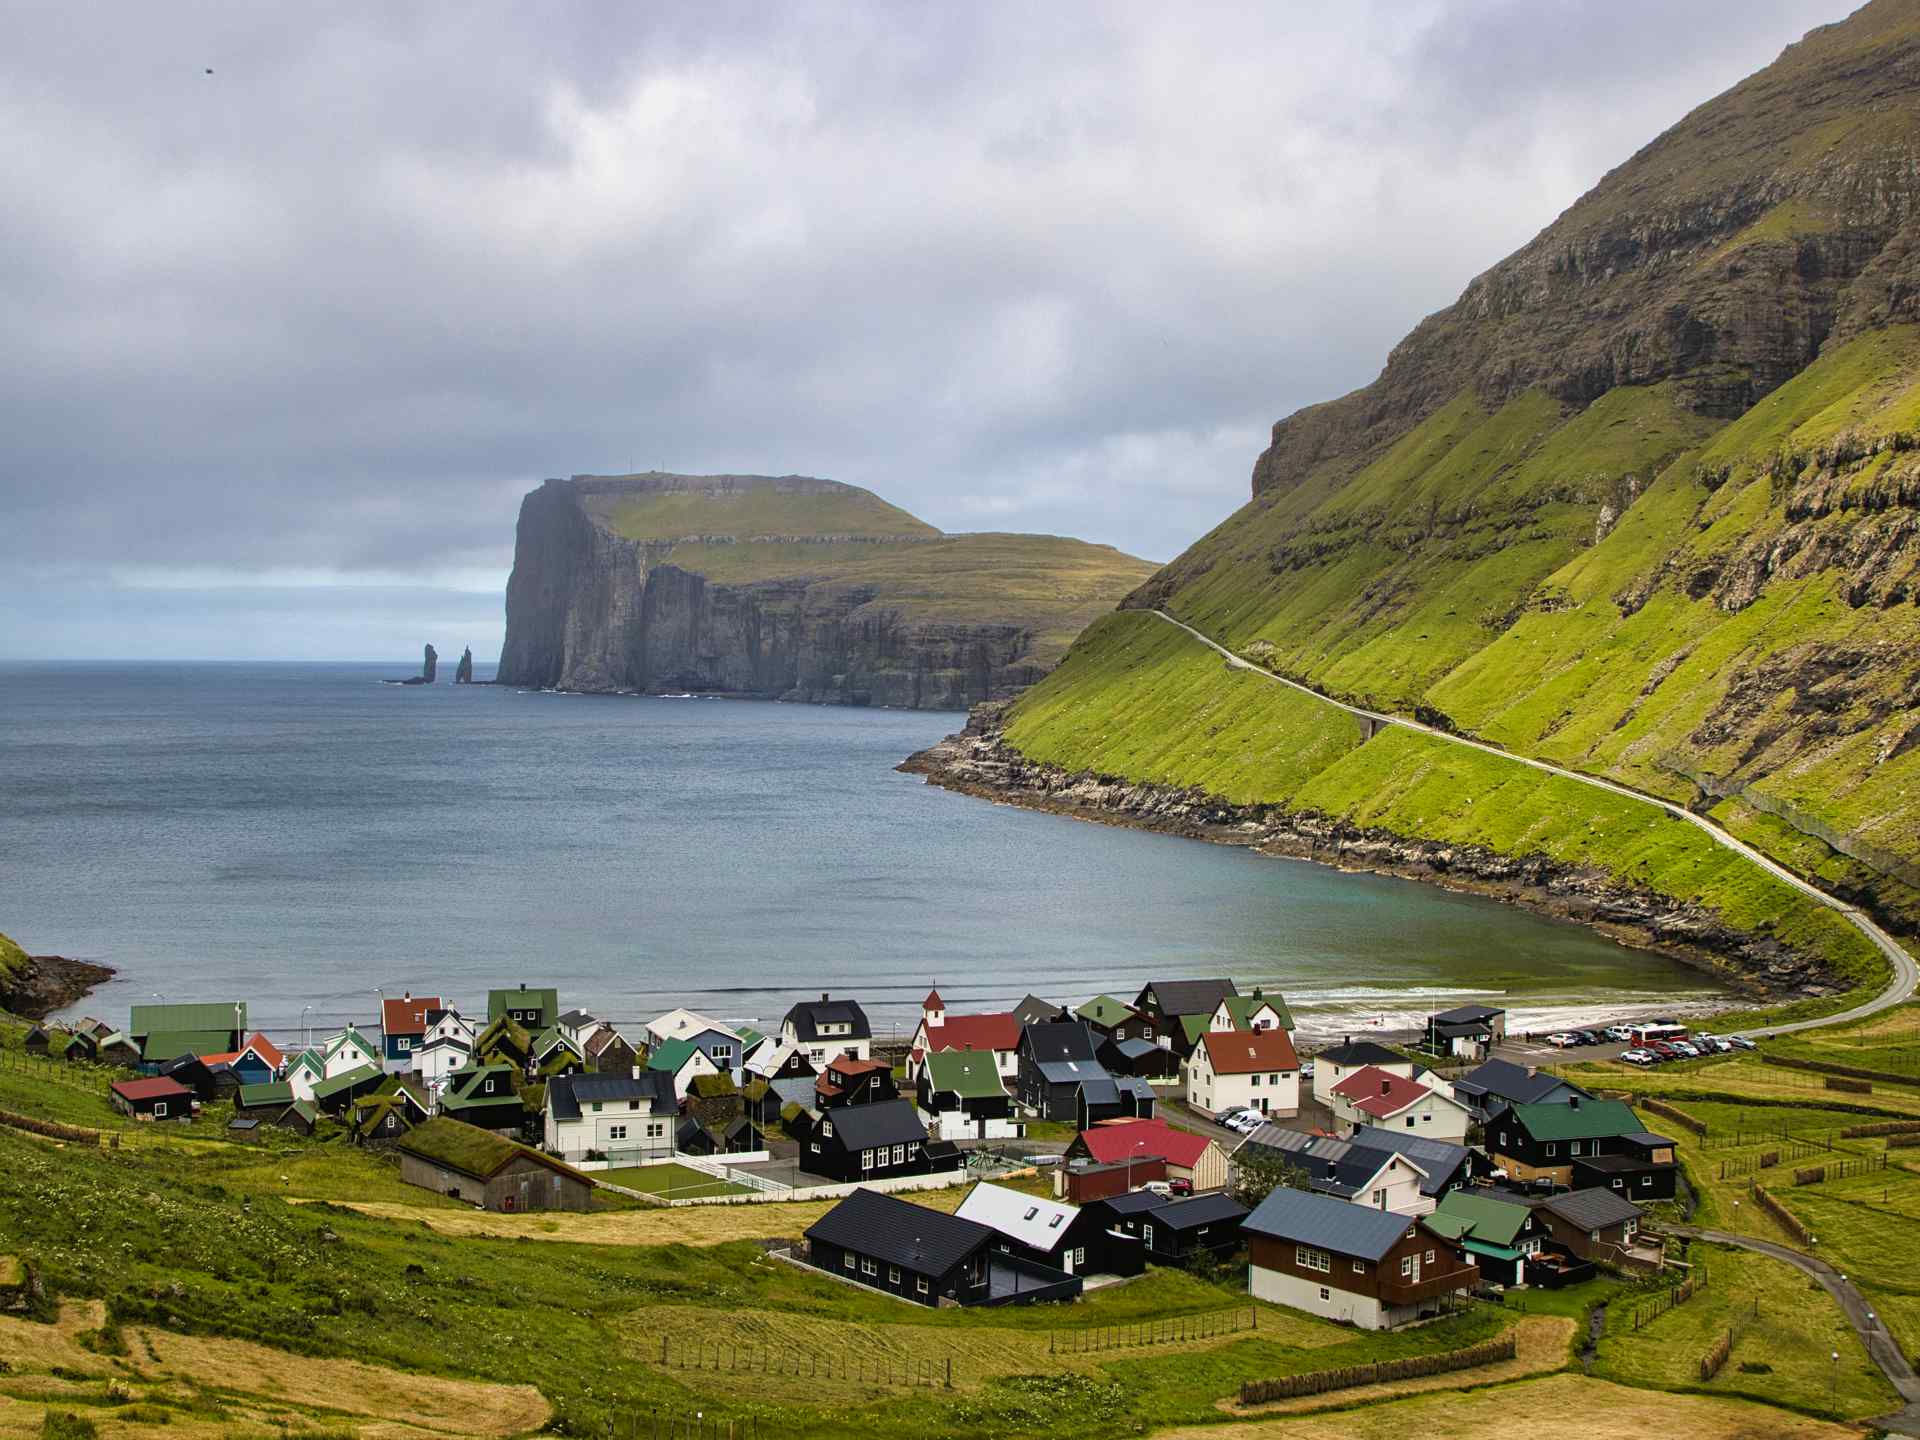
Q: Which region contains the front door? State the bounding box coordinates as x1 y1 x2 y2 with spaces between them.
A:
1408 1251 1421 1284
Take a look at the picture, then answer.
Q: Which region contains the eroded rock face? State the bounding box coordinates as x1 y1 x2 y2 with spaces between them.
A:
900 705 1837 999
422 644 437 683
455 647 474 684
494 476 1095 707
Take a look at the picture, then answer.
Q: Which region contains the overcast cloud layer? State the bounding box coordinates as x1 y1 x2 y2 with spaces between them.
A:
0 1 1853 659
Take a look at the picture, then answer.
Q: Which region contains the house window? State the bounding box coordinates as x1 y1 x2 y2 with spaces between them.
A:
154 1102 167 1117
1611 1178 1624 1189
1352 1260 1366 1273
861 1258 878 1276
1424 1249 1434 1265
1073 1247 1085 1267
907 1142 920 1158
1406 1117 1417 1128
916 1277 929 1295
1251 1074 1260 1087
609 1125 627 1141
811 1142 821 1153
1545 1143 1556 1157
1640 1175 1653 1188
1499 1132 1508 1148
861 1149 875 1169
397 1037 411 1051
592 1102 601 1113
822 1120 833 1137
1401 1257 1413 1277
1319 1287 1330 1301
1295 1245 1331 1273
843 1252 855 1271
629 1100 639 1111
646 1122 665 1139
1570 1140 1584 1157
892 1143 906 1164
1143 1224 1154 1247
889 1266 901 1283
1372 1189 1386 1208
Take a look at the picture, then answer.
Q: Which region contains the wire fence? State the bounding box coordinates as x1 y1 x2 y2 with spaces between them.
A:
1050 1305 1257 1354
1630 1267 1707 1330
656 1335 951 1388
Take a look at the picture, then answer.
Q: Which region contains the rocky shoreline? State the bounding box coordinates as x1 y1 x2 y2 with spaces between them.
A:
1 955 115 1021
900 703 1837 1002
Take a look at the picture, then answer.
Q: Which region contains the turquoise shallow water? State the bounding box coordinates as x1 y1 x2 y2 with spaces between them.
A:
0 661 1724 1045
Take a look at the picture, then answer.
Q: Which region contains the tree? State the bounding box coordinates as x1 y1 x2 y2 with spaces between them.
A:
1230 1148 1312 1209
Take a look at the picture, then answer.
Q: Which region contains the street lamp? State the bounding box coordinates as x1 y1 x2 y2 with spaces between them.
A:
1830 1350 1840 1409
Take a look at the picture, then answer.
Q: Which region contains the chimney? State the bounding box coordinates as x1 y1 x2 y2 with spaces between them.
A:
821 992 829 1003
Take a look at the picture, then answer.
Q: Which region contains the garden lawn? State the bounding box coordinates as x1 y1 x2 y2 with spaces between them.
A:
599 1162 752 1199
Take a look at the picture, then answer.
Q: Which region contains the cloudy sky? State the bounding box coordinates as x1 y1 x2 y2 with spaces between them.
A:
1 1 1851 660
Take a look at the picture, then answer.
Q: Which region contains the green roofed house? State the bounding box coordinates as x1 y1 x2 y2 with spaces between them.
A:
647 1037 720 1101
1075 995 1142 1043
275 1099 319 1136
488 985 559 1030
1428 1190 1543 1287
398 1116 594 1212
310 1063 385 1115
237 1080 294 1115
1489 1099 1678 1200
1211 988 1294 1035
917 1047 1019 1141
129 1002 246 1062
439 1062 529 1135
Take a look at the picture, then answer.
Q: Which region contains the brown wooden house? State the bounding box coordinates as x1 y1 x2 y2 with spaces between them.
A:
397 1116 595 1212
1243 1186 1475 1330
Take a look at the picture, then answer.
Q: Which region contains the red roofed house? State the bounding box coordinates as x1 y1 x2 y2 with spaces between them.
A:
1330 1066 1472 1143
110 1075 195 1121
1187 1028 1300 1121
381 993 447 1073
815 1055 900 1109
1065 1117 1228 1193
906 988 1022 1085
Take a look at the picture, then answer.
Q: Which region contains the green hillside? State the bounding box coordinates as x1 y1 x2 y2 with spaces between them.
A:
1002 0 1920 1001
0 931 25 992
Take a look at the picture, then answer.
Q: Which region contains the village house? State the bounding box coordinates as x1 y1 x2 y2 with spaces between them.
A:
918 1048 1019 1140
95 1031 141 1067
1055 1154 1168 1204
1074 995 1144 1043
1328 1066 1472 1143
644 1008 744 1072
399 1116 595 1212
1344 1127 1476 1204
438 1062 529 1134
1526 1188 1660 1270
195 1033 283 1088
790 1097 961 1183
1067 1117 1229 1193
471 1016 532 1070
955 1181 1143 1277
1187 1028 1300 1120
274 1100 319 1136
1012 994 1068 1027
311 1062 386 1116
645 1037 720 1101
488 985 559 1030
907 990 1022 1084
530 1026 586 1077
675 1114 763 1156
283 1050 326 1103
110 1075 194 1121
745 1073 818 1129
1072 1070 1156 1130
157 1053 220 1101
554 1008 604 1050
350 1082 432 1145
1426 1190 1544 1286
1235 1126 1436 1215
129 1001 247 1063
1208 988 1293 1036
814 1056 899 1108
745 1039 814 1084
1014 1019 1110 1120
1131 978 1238 1055
1098 1034 1181 1080
1422 1004 1506 1062
1310 1040 1418 1108
781 994 873 1067
21 1025 49 1056
236 1079 295 1118
318 1025 380 1079
62 1030 97 1063
1488 1098 1677 1198
420 1007 476 1054
1243 1187 1477 1330
805 1187 1081 1307
584 1026 638 1075
414 1033 474 1088
545 1069 677 1163
1087 1190 1247 1264
380 993 445 1072
1451 1058 1590 1124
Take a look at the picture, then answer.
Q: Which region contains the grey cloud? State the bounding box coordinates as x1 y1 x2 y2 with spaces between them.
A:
0 0 1851 658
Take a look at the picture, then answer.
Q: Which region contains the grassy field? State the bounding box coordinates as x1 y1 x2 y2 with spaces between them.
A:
599 1162 752 1199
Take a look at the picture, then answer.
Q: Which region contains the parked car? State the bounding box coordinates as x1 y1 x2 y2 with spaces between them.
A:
1620 1048 1657 1066
1729 1036 1757 1051
1231 1112 1267 1134
1300 1060 1316 1078
1576 1030 1602 1046
1546 1032 1578 1048
1671 1041 1700 1059
1169 1177 1194 1197
1604 1025 1634 1043
1142 1180 1174 1198
1651 1041 1682 1060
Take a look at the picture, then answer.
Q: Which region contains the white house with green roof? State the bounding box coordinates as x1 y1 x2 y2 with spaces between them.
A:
916 1048 1021 1141
1208 988 1293 1036
319 1025 380 1079
284 1050 327 1103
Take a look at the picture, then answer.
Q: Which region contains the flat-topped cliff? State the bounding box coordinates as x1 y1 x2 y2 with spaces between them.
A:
495 472 1154 708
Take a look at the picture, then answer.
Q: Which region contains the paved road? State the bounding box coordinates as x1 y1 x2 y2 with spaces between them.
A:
1677 1226 1920 1434
1148 609 1920 1039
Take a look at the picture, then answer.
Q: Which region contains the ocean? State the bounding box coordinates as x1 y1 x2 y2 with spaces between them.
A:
0 660 1725 1047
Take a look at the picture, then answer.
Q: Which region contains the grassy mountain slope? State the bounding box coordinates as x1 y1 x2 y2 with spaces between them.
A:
1003 0 1920 996
0 931 25 993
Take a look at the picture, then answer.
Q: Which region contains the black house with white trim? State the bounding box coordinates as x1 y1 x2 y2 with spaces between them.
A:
790 1097 963 1183
804 1188 1080 1307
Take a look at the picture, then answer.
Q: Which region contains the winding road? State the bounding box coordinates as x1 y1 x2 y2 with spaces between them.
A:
1147 608 1918 1037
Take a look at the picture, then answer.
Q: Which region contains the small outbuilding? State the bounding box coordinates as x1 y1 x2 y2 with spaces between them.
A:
397 1116 595 1212
110 1075 194 1121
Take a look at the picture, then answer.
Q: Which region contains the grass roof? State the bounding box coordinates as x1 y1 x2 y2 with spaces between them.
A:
689 1073 737 1098
399 1116 593 1186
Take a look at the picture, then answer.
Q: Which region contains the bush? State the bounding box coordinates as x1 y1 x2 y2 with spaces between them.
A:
41 1414 98 1440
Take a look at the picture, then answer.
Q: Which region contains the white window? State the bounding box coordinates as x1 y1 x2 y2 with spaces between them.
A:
889 1265 901 1283
1143 1224 1154 1247
397 1037 411 1051
822 1120 833 1137
861 1148 875 1169
1352 1260 1366 1273
1570 1140 1584 1156
1499 1132 1508 1148
1640 1175 1653 1188
861 1258 877 1276
154 1102 168 1117
907 1142 920 1158
843 1252 855 1271
1073 1247 1085 1267
1372 1189 1387 1207
1612 1178 1624 1189
1295 1245 1331 1273
811 1142 821 1153
1319 1286 1330 1301
1401 1257 1413 1277
892 1143 906 1164
1545 1143 1556 1157
609 1125 627 1141
916 1277 929 1294
1424 1249 1435 1265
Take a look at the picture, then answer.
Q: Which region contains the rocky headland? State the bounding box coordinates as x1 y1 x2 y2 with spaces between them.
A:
0 931 113 1020
494 472 1154 709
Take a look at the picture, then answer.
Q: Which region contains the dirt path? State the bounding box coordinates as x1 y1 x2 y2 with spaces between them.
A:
1217 1314 1573 1417
1149 608 1919 1038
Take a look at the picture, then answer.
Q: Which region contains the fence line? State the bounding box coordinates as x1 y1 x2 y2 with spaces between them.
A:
1792 1154 1887 1186
657 1335 951 1388
1631 1267 1707 1330
1051 1305 1256 1355
1239 1333 1517 1405
1751 1183 1813 1246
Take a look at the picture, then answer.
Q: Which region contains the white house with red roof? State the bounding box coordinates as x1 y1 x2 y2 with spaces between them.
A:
1328 1066 1471 1143
1186 1028 1300 1120
906 988 1022 1084
1065 1117 1229 1193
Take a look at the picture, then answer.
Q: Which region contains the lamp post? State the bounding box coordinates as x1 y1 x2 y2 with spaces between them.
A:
301 1005 313 1049
1830 1349 1840 1409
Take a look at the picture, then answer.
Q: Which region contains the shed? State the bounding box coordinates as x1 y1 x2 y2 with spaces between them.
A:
110 1075 194 1121
397 1116 594 1212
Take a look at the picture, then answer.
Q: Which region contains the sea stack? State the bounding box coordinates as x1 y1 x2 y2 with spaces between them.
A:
421 643 438 683
455 646 474 684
